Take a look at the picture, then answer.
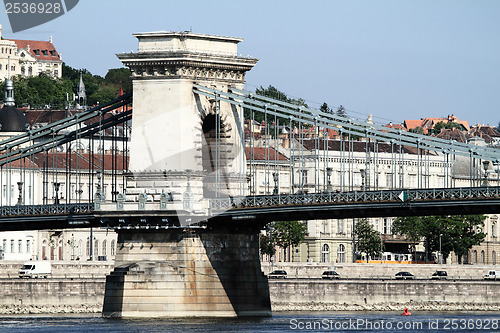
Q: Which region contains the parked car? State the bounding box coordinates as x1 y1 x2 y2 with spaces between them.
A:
322 270 340 280
268 270 287 279
430 270 448 280
395 271 415 280
484 270 500 280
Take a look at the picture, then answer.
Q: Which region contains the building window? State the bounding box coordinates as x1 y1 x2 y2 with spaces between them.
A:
2 239 6 252
102 240 107 257
94 239 99 258
383 219 388 234
78 240 82 256
337 219 344 234
493 251 496 265
26 240 31 254
481 250 485 264
473 250 477 263
18 240 22 253
10 240 14 253
337 244 345 263
86 240 90 257
321 244 329 263
111 240 115 256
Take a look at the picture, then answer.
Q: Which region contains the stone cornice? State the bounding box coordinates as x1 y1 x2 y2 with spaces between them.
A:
118 52 258 82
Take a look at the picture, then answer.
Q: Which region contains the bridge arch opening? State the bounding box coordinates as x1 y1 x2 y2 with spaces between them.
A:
201 112 233 197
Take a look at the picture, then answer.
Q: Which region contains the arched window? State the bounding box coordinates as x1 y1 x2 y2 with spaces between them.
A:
481 250 485 264
110 240 115 256
321 244 329 263
78 240 82 256
473 250 477 264
102 240 107 257
58 239 63 261
86 240 90 257
94 239 99 258
42 239 47 260
337 244 345 263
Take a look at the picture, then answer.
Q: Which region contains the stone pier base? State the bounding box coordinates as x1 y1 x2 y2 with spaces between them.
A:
102 228 271 317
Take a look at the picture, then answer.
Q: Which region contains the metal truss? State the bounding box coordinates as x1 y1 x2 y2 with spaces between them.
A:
193 84 500 162
209 186 500 212
0 203 94 216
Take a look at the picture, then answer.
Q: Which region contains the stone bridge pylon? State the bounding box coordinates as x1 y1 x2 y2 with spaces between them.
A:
102 31 271 318
118 31 257 219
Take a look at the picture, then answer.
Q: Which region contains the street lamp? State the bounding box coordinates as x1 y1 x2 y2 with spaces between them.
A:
360 169 366 191
482 160 490 187
53 182 61 205
272 172 279 195
439 233 443 264
326 167 333 192
16 182 23 205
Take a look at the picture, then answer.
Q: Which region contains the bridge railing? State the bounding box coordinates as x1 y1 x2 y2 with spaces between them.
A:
209 186 500 212
0 203 95 216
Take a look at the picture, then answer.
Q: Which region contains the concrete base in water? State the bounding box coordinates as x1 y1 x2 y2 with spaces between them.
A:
102 228 271 318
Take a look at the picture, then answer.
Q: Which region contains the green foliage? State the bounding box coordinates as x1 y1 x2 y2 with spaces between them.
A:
6 73 74 109
336 105 347 117
273 220 308 249
259 220 307 259
319 102 332 114
1 63 131 109
355 218 382 262
259 233 276 257
409 126 424 135
392 215 486 262
433 121 464 134
246 85 309 128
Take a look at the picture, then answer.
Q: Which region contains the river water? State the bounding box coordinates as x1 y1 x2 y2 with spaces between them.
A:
0 312 499 332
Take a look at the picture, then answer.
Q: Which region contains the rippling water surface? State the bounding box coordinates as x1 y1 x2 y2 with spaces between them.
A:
0 312 499 332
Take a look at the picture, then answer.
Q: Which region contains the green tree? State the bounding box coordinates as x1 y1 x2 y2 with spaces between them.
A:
274 220 307 261
393 215 486 263
409 126 424 135
104 68 132 93
274 220 307 248
259 233 276 257
355 218 381 262
433 121 464 134
319 102 332 114
336 105 347 117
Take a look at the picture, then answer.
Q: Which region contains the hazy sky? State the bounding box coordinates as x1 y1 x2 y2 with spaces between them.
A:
1 0 499 127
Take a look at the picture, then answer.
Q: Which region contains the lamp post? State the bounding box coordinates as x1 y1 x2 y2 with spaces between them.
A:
360 169 366 191
16 182 23 205
439 233 443 264
272 172 279 195
326 167 333 192
483 160 490 187
53 182 61 205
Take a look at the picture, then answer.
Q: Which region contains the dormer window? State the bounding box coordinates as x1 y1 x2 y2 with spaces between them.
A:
20 52 25 57
49 50 56 56
42 50 48 56
33 49 40 55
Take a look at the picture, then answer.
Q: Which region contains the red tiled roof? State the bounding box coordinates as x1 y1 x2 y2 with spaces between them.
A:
385 123 406 130
436 128 467 143
9 39 61 62
245 147 288 161
403 119 423 130
31 151 128 171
